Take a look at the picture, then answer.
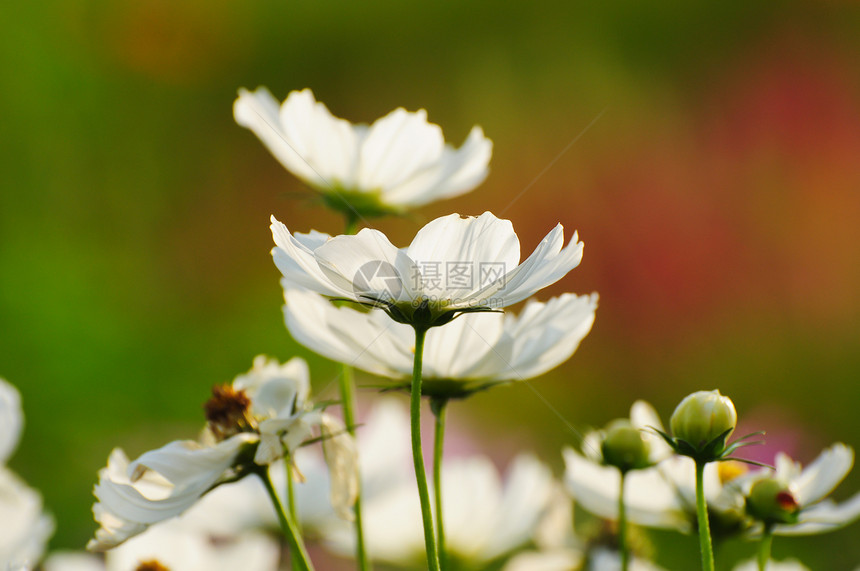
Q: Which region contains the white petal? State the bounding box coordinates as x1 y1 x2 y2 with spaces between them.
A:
357 108 445 192
774 492 860 535
471 293 597 381
563 448 688 530
732 557 811 571
630 400 673 462
791 443 854 506
321 414 359 521
406 212 520 302
270 218 347 297
0 467 54 568
278 88 360 188
233 356 310 421
476 225 583 309
89 435 255 550
314 227 420 304
501 549 583 571
283 289 412 377
421 309 504 379
42 552 105 571
0 378 23 464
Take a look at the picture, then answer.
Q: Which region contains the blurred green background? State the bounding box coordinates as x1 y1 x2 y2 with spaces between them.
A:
2 1 860 568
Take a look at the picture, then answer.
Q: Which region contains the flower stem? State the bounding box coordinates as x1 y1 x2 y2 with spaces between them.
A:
758 526 774 571
432 398 449 570
258 467 314 571
618 470 629 571
340 363 371 571
285 460 300 570
411 326 440 571
695 460 715 571
338 216 371 570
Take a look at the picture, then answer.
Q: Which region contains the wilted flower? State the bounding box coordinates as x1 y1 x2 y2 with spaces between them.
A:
272 211 583 329
88 357 357 550
234 87 492 216
283 288 597 398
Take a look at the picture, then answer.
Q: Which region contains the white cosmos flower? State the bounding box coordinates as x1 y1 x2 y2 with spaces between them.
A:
272 211 583 328
283 288 597 396
234 87 492 214
0 379 54 570
321 397 556 567
750 443 860 535
89 356 357 551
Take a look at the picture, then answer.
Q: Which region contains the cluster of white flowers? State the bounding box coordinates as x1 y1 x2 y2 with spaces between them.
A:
6 86 860 571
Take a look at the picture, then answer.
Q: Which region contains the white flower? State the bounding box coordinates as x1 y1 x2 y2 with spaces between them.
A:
0 468 55 570
0 379 54 570
283 288 596 395
321 397 556 566
87 436 258 551
234 87 492 214
0 378 23 465
732 557 810 571
48 492 281 571
88 356 357 550
564 401 691 529
751 443 860 535
272 211 583 328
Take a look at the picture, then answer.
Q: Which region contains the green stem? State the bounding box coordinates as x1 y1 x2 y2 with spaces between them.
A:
758 526 773 571
618 470 629 571
432 399 449 570
344 213 359 235
340 363 371 571
695 460 715 571
286 461 301 571
258 467 314 571
411 326 440 571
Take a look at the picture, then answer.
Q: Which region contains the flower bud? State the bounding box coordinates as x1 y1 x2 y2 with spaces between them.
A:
600 420 651 473
746 478 800 525
670 390 737 452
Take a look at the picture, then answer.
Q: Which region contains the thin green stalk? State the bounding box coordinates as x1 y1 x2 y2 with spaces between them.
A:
758 526 774 571
432 399 449 570
695 460 715 571
286 461 301 571
340 363 371 571
618 470 629 571
338 215 371 570
411 326 441 571
258 467 314 571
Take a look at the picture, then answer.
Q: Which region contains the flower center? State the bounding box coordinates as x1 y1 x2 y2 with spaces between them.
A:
776 490 800 511
135 560 170 571
204 384 253 439
717 460 748 484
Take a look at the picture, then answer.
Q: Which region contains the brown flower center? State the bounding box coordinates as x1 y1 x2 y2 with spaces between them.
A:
776 490 800 511
204 384 252 439
136 560 170 571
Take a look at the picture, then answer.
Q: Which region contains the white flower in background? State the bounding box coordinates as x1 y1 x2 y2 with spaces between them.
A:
732 557 810 571
322 397 556 567
563 401 699 530
284 288 597 396
234 87 492 215
0 378 24 464
272 211 583 328
88 356 357 550
0 379 54 570
746 443 860 535
47 488 280 571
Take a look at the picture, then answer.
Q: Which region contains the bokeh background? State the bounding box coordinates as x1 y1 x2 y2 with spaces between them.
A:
2 1 860 568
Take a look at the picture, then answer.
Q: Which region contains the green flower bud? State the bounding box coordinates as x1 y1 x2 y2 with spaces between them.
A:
600 420 651 473
746 478 800 525
670 390 737 453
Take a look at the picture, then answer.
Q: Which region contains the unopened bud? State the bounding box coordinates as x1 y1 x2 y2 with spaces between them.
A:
601 420 651 473
670 390 737 452
746 478 800 525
